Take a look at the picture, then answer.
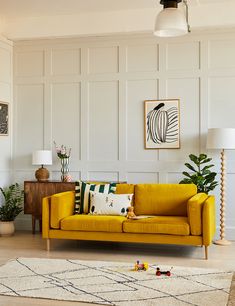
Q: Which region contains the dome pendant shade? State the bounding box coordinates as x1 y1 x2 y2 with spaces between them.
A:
154 7 188 37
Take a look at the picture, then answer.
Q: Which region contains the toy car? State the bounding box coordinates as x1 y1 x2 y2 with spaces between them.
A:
156 267 171 276
134 260 149 271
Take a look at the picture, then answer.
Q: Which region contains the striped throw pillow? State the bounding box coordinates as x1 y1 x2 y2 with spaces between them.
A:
74 181 81 214
80 182 117 214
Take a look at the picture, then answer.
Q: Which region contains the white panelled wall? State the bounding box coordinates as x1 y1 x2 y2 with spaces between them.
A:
13 31 235 238
0 36 13 189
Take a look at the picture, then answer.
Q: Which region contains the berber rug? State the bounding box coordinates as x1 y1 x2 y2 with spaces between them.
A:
0 257 233 306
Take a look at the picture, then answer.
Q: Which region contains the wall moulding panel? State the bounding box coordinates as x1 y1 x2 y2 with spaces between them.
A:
127 172 159 184
88 171 119 182
51 48 81 76
166 41 200 71
0 37 12 188
51 82 81 168
13 32 235 237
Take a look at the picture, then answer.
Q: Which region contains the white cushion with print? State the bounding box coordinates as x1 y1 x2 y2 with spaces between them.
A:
89 191 133 216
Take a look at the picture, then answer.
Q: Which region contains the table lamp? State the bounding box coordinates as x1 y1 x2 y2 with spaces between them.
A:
207 128 235 245
32 150 52 181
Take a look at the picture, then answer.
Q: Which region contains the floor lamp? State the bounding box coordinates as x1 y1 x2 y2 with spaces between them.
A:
207 128 235 246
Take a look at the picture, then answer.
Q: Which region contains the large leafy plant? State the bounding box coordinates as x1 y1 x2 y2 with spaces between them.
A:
0 183 23 221
179 154 218 194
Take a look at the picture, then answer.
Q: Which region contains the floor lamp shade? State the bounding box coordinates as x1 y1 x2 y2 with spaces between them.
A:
207 128 235 246
32 150 52 181
207 128 235 149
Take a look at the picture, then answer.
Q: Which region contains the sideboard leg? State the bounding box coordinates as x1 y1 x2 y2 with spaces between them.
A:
205 246 208 260
39 219 42 233
47 239 50 251
32 215 35 234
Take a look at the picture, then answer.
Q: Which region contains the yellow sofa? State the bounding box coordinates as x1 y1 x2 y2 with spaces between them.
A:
42 184 216 259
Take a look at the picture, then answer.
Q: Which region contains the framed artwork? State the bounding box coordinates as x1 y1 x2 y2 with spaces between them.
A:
0 102 9 136
144 99 180 149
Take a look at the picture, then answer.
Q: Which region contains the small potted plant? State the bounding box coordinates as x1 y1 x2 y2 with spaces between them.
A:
0 183 23 236
179 153 218 194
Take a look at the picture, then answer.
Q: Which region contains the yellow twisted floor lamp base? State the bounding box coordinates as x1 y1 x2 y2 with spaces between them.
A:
213 149 231 246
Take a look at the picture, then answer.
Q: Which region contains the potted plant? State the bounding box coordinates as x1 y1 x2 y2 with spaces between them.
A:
179 153 218 194
0 183 23 236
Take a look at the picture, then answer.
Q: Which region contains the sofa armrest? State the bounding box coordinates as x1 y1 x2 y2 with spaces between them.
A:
203 195 216 246
42 196 51 239
50 191 75 229
187 193 208 235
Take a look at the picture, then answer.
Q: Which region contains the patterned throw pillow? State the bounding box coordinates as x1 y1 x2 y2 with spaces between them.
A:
74 181 117 214
89 192 133 216
74 181 81 214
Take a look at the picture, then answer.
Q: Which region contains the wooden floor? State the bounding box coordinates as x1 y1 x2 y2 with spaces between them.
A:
0 231 234 306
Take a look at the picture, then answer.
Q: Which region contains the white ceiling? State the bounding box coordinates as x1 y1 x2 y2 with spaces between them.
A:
0 0 235 41
0 0 233 19
3 0 157 18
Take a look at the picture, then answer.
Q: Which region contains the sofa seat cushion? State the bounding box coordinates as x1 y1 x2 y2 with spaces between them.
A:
61 215 126 233
123 216 190 236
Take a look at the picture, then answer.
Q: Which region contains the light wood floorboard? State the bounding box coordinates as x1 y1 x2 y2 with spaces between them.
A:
0 231 234 306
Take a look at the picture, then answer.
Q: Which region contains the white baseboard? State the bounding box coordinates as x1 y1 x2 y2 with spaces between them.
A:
215 226 235 241
15 214 39 231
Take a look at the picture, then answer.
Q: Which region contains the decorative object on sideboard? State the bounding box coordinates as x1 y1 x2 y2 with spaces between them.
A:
179 153 218 194
144 99 180 149
154 0 190 38
0 183 23 236
54 141 71 182
0 102 9 136
32 150 52 181
207 128 235 246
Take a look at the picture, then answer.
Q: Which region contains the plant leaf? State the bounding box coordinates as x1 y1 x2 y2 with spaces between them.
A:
182 171 193 178
199 153 207 161
179 178 193 184
189 154 199 166
200 158 212 164
184 163 196 172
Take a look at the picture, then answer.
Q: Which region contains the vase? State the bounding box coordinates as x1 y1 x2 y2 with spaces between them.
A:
60 157 70 182
0 221 15 236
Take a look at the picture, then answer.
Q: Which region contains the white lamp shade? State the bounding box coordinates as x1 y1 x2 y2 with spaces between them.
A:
32 150 52 165
154 8 188 37
207 128 235 150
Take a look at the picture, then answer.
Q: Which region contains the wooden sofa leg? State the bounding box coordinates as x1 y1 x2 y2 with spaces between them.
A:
47 238 50 251
205 246 208 260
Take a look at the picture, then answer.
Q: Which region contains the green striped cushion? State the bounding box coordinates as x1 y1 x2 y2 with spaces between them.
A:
74 181 117 214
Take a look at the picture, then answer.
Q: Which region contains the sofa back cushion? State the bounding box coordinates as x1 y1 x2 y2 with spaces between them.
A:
134 184 197 216
115 184 135 195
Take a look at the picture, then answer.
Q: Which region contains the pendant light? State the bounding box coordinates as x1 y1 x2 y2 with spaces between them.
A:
154 0 190 37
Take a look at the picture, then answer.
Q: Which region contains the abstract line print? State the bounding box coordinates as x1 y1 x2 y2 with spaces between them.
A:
145 99 180 149
0 102 8 135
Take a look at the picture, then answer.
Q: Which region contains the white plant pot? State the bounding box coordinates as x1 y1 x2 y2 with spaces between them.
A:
0 221 15 237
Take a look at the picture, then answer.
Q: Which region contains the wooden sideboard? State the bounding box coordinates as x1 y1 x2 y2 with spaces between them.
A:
24 181 75 234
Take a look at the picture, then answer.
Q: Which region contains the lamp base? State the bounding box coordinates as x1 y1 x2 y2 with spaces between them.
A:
213 239 231 246
35 167 49 181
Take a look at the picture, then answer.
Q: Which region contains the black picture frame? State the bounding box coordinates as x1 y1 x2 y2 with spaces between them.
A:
0 102 9 136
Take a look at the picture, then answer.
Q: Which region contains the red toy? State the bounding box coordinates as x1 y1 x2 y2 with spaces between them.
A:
156 267 172 276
